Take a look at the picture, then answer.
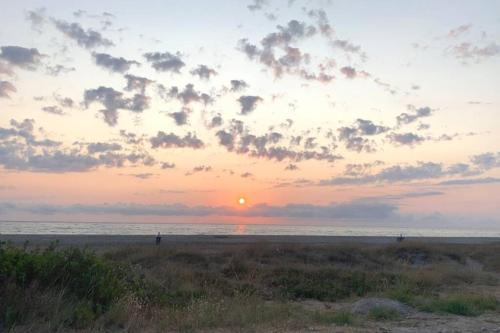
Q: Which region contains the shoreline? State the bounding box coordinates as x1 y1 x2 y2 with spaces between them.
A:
2 234 500 247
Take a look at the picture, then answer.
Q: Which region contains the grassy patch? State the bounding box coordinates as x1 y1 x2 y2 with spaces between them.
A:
417 294 498 316
369 306 401 321
2 241 500 331
269 267 398 301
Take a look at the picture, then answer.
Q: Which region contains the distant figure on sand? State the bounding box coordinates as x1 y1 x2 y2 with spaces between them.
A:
155 232 161 245
397 233 405 242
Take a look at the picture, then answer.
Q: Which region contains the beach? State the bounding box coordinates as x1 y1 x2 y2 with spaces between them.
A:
3 234 500 248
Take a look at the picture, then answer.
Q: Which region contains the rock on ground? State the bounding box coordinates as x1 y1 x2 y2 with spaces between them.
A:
351 298 414 316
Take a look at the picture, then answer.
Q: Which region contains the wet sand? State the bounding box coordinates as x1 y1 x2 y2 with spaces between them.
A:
1 234 500 248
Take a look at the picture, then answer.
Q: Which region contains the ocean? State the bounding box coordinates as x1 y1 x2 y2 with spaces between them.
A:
1 221 499 237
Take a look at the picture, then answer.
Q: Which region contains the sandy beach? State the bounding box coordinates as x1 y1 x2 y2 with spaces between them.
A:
2 234 500 248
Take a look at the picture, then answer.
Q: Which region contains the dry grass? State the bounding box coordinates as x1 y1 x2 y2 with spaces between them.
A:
2 241 499 332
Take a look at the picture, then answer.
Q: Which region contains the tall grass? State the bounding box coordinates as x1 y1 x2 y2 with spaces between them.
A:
1 241 499 331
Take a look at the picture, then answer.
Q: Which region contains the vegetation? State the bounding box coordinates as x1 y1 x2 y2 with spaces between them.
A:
0 240 499 332
368 306 401 321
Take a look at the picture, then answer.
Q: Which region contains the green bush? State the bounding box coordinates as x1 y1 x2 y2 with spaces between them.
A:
0 244 132 329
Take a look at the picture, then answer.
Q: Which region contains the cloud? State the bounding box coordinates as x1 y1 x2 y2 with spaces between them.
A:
241 172 253 178
186 165 212 175
92 52 139 73
320 160 476 186
161 162 175 169
124 74 153 94
53 19 114 49
215 120 342 163
128 173 155 180
438 177 500 186
230 80 248 92
387 132 425 146
238 95 263 114
86 142 122 154
83 86 150 126
396 105 433 125
169 108 189 126
273 178 314 188
163 84 213 105
470 152 500 170
208 115 223 128
0 200 397 220
26 8 47 32
247 0 268 11
150 131 204 149
0 46 42 70
451 42 500 62
237 20 338 83
54 94 74 108
190 64 217 80
0 119 155 172
337 119 389 152
285 163 299 171
0 81 16 98
447 24 472 38
41 105 65 115
376 191 445 200
340 66 356 79
45 64 75 76
143 51 185 73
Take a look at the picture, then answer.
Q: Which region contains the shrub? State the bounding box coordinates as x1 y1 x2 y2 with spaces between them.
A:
0 245 129 329
269 267 398 301
417 294 498 316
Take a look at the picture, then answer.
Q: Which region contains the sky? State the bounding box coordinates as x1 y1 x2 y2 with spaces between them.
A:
0 0 499 229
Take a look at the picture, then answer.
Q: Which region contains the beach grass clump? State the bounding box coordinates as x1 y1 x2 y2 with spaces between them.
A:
158 296 305 332
0 244 125 327
269 267 398 301
416 294 498 316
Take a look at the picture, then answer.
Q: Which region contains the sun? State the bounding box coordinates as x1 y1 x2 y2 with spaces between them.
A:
238 197 246 205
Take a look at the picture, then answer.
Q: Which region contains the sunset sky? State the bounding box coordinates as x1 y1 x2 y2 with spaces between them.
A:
1 0 499 229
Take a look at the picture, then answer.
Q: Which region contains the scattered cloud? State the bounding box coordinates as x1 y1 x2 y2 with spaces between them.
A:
190 64 217 80
83 86 150 126
150 131 204 149
396 105 433 125
238 95 263 115
0 199 398 220
53 19 114 49
438 177 500 186
451 42 500 63
0 46 42 70
41 105 65 115
387 132 425 146
161 162 175 169
0 81 16 98
92 52 139 73
169 108 189 126
446 24 472 38
247 0 269 11
230 79 249 92
143 51 185 73
319 159 483 186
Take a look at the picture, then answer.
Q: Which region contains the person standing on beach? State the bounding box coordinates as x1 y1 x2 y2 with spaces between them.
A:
156 232 161 245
